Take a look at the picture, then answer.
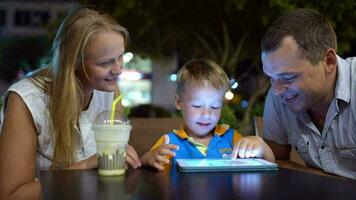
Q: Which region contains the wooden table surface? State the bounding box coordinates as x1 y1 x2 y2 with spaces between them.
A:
40 164 356 200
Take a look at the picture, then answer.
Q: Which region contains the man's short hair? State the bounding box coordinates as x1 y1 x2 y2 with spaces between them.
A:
261 8 337 64
176 59 230 96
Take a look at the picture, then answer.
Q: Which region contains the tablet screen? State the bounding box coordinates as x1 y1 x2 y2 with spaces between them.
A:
176 158 278 172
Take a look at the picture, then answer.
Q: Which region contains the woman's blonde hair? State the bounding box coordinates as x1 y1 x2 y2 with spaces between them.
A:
176 59 230 96
30 7 129 168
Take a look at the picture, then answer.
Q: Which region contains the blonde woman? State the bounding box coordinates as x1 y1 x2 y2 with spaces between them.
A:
0 8 141 199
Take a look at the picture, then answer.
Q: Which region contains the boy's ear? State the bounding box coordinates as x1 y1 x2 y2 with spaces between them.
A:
175 95 181 110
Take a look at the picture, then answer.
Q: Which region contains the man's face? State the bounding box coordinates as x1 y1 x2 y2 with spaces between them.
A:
262 37 329 113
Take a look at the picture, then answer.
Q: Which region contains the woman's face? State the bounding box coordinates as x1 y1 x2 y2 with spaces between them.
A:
78 31 125 94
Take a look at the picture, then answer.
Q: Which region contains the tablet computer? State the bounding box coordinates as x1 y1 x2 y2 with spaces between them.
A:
176 158 278 172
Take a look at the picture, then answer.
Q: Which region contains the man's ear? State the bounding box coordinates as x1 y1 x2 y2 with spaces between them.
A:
175 95 181 110
324 48 337 75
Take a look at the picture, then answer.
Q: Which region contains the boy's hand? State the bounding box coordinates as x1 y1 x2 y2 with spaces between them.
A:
141 144 179 171
232 136 274 162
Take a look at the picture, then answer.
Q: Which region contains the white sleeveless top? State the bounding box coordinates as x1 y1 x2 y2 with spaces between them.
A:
0 79 114 170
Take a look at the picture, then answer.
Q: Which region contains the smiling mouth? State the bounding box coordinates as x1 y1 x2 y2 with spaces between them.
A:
283 94 298 103
105 77 118 82
197 122 211 126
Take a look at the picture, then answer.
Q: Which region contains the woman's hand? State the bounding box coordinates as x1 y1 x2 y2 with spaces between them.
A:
126 144 142 169
66 145 142 170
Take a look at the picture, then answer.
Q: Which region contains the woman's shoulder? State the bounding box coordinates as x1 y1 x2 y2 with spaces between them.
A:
91 90 114 106
4 78 48 110
93 90 114 98
1 78 49 134
8 78 43 97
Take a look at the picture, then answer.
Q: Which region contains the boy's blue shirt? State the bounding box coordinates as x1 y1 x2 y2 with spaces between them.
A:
150 124 242 165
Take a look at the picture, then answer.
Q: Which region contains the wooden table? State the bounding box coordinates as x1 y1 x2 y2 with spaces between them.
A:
40 165 356 200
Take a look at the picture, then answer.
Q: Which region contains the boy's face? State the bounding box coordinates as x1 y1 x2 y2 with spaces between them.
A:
175 84 225 138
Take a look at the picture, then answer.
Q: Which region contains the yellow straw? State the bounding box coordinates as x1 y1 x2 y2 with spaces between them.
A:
110 95 122 125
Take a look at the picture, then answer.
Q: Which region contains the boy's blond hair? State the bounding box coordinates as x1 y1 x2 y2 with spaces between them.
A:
176 59 230 96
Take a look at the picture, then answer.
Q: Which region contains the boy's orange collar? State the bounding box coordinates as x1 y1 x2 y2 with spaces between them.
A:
173 124 230 139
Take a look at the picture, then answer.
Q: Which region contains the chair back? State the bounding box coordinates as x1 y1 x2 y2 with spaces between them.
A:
129 117 182 157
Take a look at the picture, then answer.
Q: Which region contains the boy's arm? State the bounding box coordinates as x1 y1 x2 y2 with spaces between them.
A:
140 135 167 166
140 135 178 170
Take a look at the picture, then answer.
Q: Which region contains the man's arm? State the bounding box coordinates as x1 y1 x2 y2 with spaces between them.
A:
264 139 291 160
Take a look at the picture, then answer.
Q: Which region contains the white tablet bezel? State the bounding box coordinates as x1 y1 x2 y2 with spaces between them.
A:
176 158 278 172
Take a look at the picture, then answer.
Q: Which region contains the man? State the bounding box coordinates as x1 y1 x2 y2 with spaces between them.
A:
261 8 356 179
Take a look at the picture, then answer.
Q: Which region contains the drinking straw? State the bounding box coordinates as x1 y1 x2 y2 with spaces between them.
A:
110 95 122 125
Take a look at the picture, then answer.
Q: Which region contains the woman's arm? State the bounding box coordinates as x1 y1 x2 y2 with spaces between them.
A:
0 92 42 200
65 154 98 170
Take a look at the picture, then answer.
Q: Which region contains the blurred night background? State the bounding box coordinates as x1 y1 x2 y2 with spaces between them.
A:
0 0 356 134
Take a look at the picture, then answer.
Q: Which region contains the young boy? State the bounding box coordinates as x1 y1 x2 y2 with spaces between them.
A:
140 59 275 170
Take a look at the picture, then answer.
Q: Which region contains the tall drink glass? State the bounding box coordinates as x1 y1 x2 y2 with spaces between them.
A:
93 111 131 176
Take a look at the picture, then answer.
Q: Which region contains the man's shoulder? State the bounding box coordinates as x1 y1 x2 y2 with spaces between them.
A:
341 57 356 99
343 57 356 74
344 56 356 63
